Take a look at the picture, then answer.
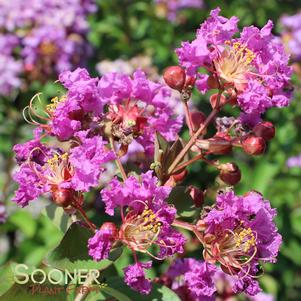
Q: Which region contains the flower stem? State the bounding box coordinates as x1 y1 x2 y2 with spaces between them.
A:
109 137 128 181
172 219 194 231
73 204 96 232
167 106 220 175
183 101 194 136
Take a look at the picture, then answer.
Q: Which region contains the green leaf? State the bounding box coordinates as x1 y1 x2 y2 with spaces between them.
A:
42 203 71 233
0 263 15 296
9 210 36 238
47 222 123 271
0 280 67 301
167 186 196 219
106 277 181 301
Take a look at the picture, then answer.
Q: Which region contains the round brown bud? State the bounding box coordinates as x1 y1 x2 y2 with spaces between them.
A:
207 75 219 89
190 110 206 132
163 66 186 91
253 121 275 141
219 162 241 185
242 135 266 156
100 222 118 240
52 188 74 207
189 186 205 208
210 93 227 109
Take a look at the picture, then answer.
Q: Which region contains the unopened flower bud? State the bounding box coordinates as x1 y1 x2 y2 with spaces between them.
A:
52 188 75 207
242 135 266 156
172 169 188 183
100 222 118 240
210 93 227 109
190 110 206 132
208 134 232 154
189 186 205 207
184 75 196 89
207 75 219 89
253 121 275 141
163 66 186 91
219 162 241 185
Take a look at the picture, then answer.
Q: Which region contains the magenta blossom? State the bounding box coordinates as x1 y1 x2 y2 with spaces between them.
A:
124 262 152 295
98 171 186 259
199 191 281 296
176 7 292 116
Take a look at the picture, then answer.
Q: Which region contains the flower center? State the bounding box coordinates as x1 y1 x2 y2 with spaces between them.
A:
46 95 67 113
214 41 256 88
45 152 74 188
120 207 162 252
203 221 257 274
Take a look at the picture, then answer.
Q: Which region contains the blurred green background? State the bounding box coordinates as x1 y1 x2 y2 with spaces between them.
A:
1 1 301 300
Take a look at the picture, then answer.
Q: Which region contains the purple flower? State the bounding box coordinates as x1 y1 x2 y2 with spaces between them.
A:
0 0 96 95
0 202 7 224
88 223 117 261
199 191 281 295
101 171 185 258
69 131 115 192
13 128 49 165
123 262 152 295
287 153 301 168
280 12 301 60
166 258 216 301
100 70 182 156
51 68 103 141
176 7 292 115
0 54 21 96
12 163 48 207
101 171 171 215
155 0 204 22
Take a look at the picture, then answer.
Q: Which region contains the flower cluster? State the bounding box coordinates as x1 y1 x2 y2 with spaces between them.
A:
88 171 186 293
280 12 301 61
0 0 96 96
163 258 275 300
197 191 281 295
13 67 182 208
11 7 290 299
155 0 204 21
176 7 292 120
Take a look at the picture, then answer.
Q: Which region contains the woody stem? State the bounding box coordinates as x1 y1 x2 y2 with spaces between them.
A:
167 90 223 175
73 204 96 232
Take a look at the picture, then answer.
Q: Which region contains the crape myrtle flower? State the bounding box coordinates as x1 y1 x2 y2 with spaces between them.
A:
0 34 21 96
88 171 186 294
40 68 181 157
165 258 217 300
280 12 301 60
12 128 114 207
287 153 301 168
176 7 292 117
0 0 96 95
89 171 185 259
165 258 275 300
99 69 182 156
155 0 204 22
197 191 281 296
124 261 152 295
